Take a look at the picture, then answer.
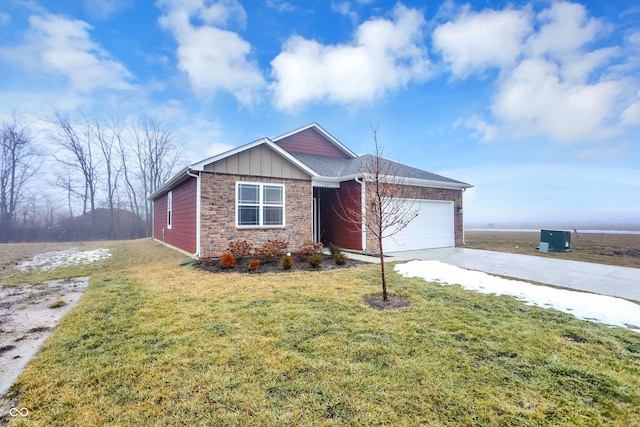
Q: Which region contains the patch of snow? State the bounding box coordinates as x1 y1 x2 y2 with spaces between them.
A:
395 260 640 333
14 248 111 271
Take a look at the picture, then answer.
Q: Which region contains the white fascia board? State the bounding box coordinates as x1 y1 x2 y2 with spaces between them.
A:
358 173 473 190
189 137 270 171
272 122 357 159
189 137 319 177
403 177 473 190
311 178 341 188
148 166 190 200
311 173 363 188
311 172 472 191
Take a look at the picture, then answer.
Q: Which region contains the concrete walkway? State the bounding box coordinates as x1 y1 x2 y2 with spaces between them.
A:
378 248 640 302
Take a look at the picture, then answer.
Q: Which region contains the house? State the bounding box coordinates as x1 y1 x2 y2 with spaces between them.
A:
150 123 472 258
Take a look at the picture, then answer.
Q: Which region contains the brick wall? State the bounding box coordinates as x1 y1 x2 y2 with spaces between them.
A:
363 184 464 254
199 172 312 258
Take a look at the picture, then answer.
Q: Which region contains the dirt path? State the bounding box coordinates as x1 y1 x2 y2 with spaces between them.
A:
0 277 90 396
0 246 110 422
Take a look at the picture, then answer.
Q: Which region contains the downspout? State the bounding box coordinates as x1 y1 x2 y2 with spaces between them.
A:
186 169 201 257
461 187 466 246
355 177 366 252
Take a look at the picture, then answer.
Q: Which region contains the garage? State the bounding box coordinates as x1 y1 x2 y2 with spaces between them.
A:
383 200 455 252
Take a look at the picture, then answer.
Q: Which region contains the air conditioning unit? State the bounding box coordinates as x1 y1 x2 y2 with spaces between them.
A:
540 230 571 252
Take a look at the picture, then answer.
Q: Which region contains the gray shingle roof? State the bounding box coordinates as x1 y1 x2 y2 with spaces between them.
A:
290 152 471 187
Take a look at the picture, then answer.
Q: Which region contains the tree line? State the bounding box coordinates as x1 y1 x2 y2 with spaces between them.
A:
0 110 183 243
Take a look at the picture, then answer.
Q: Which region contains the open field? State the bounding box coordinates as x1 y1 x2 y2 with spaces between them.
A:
464 230 640 268
1 238 639 425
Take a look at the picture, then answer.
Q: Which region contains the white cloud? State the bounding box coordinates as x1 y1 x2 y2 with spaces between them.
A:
332 1 358 24
83 0 132 20
265 0 296 14
433 6 531 78
436 1 639 144
0 13 133 92
622 101 640 126
271 3 430 111
492 58 623 142
179 118 233 161
157 0 264 105
526 2 602 59
461 115 499 142
560 47 620 83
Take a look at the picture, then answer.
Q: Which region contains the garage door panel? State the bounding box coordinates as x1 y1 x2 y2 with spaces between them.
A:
383 200 454 252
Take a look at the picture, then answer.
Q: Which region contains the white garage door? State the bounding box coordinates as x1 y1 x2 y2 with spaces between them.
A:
383 200 454 252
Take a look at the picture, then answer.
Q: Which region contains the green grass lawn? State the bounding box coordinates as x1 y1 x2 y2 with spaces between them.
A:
5 239 640 426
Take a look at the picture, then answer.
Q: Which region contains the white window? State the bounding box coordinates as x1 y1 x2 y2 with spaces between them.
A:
236 182 284 227
167 191 173 229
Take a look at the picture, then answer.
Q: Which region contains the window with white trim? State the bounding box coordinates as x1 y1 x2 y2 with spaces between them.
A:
236 182 285 227
167 191 173 229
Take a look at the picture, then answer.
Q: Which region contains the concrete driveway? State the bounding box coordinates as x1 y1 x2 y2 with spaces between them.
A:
387 248 640 302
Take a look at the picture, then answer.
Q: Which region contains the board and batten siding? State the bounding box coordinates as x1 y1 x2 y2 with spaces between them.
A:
152 177 198 254
203 144 309 179
274 127 350 158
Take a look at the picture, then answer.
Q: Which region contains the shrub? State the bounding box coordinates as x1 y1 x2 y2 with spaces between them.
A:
248 258 261 271
334 252 348 266
298 240 323 259
219 251 236 269
281 254 294 270
307 254 323 268
227 240 253 259
254 239 288 262
328 243 347 265
328 243 341 258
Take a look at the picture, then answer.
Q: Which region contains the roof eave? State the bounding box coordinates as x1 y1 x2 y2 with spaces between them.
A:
155 138 320 199
190 137 318 177
148 166 191 200
404 177 473 190
315 173 473 190
189 137 270 171
387 176 473 190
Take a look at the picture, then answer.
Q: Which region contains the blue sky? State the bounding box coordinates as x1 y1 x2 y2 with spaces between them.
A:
1 0 639 227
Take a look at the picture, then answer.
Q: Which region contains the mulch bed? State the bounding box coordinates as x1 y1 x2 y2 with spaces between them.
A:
363 295 412 311
194 253 369 274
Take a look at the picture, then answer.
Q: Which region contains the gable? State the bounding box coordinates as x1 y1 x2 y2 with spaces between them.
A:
202 144 310 179
274 127 352 159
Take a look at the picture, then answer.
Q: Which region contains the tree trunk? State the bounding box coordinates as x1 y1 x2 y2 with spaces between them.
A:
379 237 388 301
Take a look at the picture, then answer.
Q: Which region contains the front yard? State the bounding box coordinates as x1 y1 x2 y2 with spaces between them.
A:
3 239 640 425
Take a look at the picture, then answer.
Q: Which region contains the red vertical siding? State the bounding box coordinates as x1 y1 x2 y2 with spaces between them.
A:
153 177 197 254
153 193 167 241
318 180 362 250
275 128 351 158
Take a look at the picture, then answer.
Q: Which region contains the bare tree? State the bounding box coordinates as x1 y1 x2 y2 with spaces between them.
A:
127 114 182 236
113 117 141 223
339 126 419 301
49 111 100 237
0 114 39 242
92 111 119 238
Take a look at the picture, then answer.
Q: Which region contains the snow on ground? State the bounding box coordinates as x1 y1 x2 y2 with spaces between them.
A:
14 248 111 271
395 260 640 333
